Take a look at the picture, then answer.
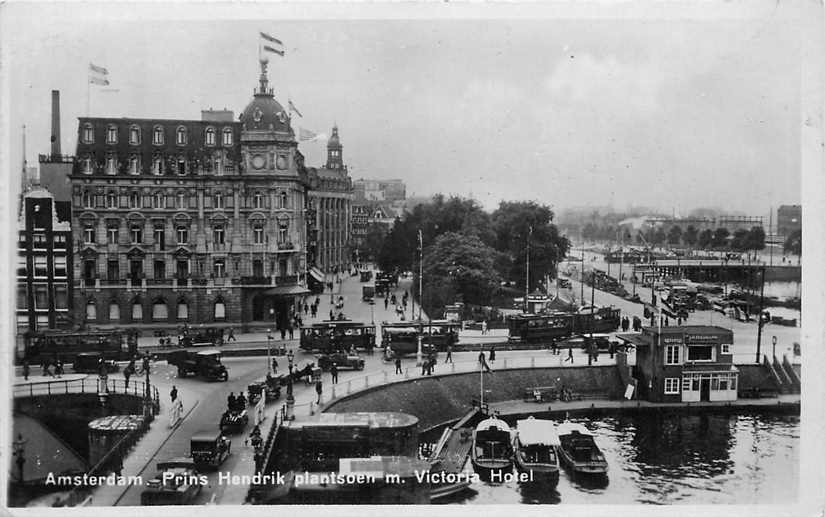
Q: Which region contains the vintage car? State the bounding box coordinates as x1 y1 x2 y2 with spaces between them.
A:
140 458 203 505
190 431 231 471
72 352 119 374
316 352 365 371
248 375 283 404
167 349 229 381
220 408 249 434
360 270 373 282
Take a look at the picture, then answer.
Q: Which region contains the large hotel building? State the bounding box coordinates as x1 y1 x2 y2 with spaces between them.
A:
68 62 352 331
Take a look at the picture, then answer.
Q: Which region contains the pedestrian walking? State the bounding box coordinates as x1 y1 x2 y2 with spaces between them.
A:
304 303 309 315
395 358 403 374
330 363 338 384
315 380 323 404
329 309 334 321
124 366 132 388
478 350 492 372
171 385 178 403
384 297 389 310
565 346 574 363
445 345 453 363
227 392 236 408
272 357 278 374
481 320 488 335
22 360 30 381
288 324 294 340
55 359 64 378
489 346 496 364
226 327 236 342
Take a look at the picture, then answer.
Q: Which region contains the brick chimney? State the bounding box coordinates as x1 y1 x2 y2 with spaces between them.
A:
51 90 61 156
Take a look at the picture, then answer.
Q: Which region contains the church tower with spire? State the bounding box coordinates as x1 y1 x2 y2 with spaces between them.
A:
325 124 344 170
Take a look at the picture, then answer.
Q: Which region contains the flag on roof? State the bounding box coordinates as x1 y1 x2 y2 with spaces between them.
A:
298 127 319 141
288 99 302 118
260 32 284 56
89 62 109 85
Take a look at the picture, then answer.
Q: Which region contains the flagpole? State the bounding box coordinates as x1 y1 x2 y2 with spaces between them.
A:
86 77 90 117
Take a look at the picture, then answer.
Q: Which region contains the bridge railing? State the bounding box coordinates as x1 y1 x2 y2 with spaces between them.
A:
14 377 160 411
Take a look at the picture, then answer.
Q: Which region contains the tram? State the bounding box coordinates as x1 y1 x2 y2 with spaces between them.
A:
380 320 460 357
22 329 136 363
299 320 376 354
506 307 621 343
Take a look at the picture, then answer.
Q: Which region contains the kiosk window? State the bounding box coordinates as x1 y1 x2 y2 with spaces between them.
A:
687 345 713 361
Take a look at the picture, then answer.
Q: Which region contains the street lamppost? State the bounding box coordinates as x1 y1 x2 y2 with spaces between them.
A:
267 329 273 374
143 352 152 418
370 298 375 325
772 335 777 360
416 229 423 367
12 433 26 484
286 349 295 420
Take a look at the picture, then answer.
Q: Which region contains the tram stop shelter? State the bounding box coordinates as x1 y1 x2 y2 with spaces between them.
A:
617 326 738 403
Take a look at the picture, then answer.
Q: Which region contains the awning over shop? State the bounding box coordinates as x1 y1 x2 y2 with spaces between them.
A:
263 286 311 296
615 333 650 348
309 267 325 283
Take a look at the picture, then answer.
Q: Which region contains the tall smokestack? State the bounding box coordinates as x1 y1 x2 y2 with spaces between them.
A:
51 90 61 156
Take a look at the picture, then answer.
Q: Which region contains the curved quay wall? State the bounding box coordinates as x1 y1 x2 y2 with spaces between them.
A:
323 366 624 430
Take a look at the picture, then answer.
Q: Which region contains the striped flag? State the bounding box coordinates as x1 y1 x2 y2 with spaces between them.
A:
89 63 109 85
260 32 284 56
288 99 302 118
298 127 319 141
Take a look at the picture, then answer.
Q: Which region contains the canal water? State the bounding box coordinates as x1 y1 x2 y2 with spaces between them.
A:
430 411 799 505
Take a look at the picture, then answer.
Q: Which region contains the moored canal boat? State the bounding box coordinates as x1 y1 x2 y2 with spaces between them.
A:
471 416 514 480
513 417 560 483
556 422 608 475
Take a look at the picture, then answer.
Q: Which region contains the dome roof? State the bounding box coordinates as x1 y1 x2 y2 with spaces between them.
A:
328 124 341 147
240 93 291 134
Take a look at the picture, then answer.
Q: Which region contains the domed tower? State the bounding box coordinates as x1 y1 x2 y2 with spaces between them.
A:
325 124 344 170
239 56 297 175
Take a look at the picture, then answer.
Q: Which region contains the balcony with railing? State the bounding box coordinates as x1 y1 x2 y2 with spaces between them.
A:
276 242 295 252
239 276 272 285
275 275 298 286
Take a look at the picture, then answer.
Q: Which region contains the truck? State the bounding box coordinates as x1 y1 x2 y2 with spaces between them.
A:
362 285 375 302
166 349 229 381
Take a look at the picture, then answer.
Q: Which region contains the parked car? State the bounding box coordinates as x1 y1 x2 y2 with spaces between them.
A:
167 350 229 381
140 458 203 505
190 431 231 471
316 352 365 371
72 352 119 373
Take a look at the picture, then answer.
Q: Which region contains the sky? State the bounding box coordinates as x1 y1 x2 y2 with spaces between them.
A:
1 2 812 220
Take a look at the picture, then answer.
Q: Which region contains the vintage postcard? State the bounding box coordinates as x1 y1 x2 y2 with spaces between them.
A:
1 1 822 515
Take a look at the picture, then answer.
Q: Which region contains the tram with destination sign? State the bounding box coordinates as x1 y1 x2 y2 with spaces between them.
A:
21 329 136 363
380 320 460 358
507 307 621 344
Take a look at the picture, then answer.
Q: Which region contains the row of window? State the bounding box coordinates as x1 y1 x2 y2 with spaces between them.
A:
17 284 69 310
82 124 234 147
19 234 68 248
82 257 292 281
663 374 738 394
81 220 291 246
79 154 232 176
664 344 730 365
82 298 227 321
17 255 67 277
79 191 291 210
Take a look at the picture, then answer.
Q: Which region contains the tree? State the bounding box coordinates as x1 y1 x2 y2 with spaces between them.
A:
491 201 570 291
420 232 502 316
651 227 667 246
746 226 766 252
730 228 750 251
712 227 730 249
698 229 714 249
784 229 801 255
360 223 388 262
667 225 683 246
683 225 699 248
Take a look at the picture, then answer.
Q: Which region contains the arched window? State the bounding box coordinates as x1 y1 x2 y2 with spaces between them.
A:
82 156 93 174
82 123 94 144
109 300 120 321
205 127 216 146
153 192 165 209
222 127 233 146
132 298 143 320
152 155 164 175
129 192 140 209
106 125 118 144
129 154 140 175
152 298 168 320
177 192 186 208
105 154 117 175
176 126 187 145
106 192 117 208
129 125 141 145
214 297 226 320
85 299 97 320
177 298 189 320
153 126 164 145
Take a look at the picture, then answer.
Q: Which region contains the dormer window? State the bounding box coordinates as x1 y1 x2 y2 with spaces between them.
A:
129 125 141 145
176 126 187 145
222 127 233 146
153 126 164 145
106 125 118 144
205 127 216 146
82 123 94 144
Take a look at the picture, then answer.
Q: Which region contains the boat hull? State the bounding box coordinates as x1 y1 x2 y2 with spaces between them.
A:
557 447 608 475
471 458 513 481
514 459 559 485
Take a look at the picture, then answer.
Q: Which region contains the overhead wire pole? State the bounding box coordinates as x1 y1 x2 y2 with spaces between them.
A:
525 226 532 313
416 229 423 367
